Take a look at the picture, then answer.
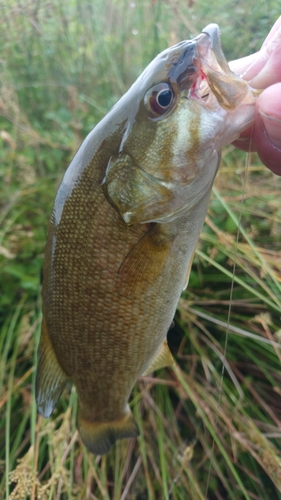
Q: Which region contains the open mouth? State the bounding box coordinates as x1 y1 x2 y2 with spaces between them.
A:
189 69 211 102
191 23 251 110
181 24 223 105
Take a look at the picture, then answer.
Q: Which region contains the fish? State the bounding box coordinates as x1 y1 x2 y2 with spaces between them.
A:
36 24 258 455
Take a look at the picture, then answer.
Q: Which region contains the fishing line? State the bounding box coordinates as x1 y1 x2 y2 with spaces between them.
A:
205 128 254 498
205 16 277 492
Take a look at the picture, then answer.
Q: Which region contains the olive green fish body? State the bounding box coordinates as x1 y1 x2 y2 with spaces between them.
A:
39 146 206 446
36 24 258 454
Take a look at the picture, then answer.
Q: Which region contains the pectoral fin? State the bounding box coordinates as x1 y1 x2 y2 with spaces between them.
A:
36 318 69 418
103 153 174 224
142 340 175 376
117 223 174 294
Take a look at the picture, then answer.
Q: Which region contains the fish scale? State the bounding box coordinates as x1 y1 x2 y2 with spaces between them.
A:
36 24 258 454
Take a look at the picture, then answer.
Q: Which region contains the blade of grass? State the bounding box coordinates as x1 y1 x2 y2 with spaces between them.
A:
133 400 155 500
68 387 78 499
5 300 25 498
196 249 281 313
173 364 252 500
213 187 281 297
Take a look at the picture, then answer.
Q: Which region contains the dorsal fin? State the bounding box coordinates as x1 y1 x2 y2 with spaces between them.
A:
142 340 175 376
36 318 69 418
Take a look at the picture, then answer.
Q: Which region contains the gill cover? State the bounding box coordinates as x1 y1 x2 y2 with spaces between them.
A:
102 24 255 226
103 154 174 224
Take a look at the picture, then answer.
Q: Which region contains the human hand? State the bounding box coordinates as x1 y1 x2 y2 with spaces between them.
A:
229 16 281 175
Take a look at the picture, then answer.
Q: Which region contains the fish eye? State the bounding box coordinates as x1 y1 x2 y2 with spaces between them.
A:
144 83 174 117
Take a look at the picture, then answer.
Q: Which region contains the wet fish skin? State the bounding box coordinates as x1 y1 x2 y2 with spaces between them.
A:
36 24 257 455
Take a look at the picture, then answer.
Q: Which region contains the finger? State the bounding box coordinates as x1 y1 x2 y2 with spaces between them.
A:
231 130 256 153
229 16 281 88
253 84 281 175
258 83 281 148
232 82 281 155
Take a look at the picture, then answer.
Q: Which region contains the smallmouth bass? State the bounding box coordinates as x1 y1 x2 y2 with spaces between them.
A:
36 24 258 455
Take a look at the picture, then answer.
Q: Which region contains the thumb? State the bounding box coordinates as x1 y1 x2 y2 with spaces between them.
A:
253 84 281 175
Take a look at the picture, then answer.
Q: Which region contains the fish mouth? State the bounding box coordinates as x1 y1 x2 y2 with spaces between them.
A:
165 27 221 87
197 23 229 73
188 23 251 110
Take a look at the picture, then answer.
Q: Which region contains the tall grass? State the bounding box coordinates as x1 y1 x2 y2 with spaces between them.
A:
0 1 280 498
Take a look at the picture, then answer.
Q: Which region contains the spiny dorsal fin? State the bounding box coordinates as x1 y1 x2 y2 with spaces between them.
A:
78 406 139 455
36 318 69 418
142 340 175 376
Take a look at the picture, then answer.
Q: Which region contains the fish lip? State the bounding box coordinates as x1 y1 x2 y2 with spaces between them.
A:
196 23 221 56
201 23 220 46
167 25 224 89
167 39 199 84
196 23 229 74
139 25 224 98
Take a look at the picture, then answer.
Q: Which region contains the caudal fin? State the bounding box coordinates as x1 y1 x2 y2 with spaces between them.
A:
78 407 139 455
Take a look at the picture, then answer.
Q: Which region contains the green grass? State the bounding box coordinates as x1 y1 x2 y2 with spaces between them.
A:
0 0 281 498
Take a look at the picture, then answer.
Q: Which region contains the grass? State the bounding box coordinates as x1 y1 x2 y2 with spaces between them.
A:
0 0 280 498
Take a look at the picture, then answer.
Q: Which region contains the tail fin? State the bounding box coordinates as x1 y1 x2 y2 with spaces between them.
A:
78 407 139 455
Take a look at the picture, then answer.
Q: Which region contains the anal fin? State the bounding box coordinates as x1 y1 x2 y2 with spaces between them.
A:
183 248 196 290
78 406 139 455
142 340 175 376
36 318 69 418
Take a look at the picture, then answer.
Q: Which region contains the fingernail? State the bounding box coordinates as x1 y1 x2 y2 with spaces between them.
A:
259 110 281 148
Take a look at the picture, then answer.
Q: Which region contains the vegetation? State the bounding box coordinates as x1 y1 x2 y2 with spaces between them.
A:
0 0 280 498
